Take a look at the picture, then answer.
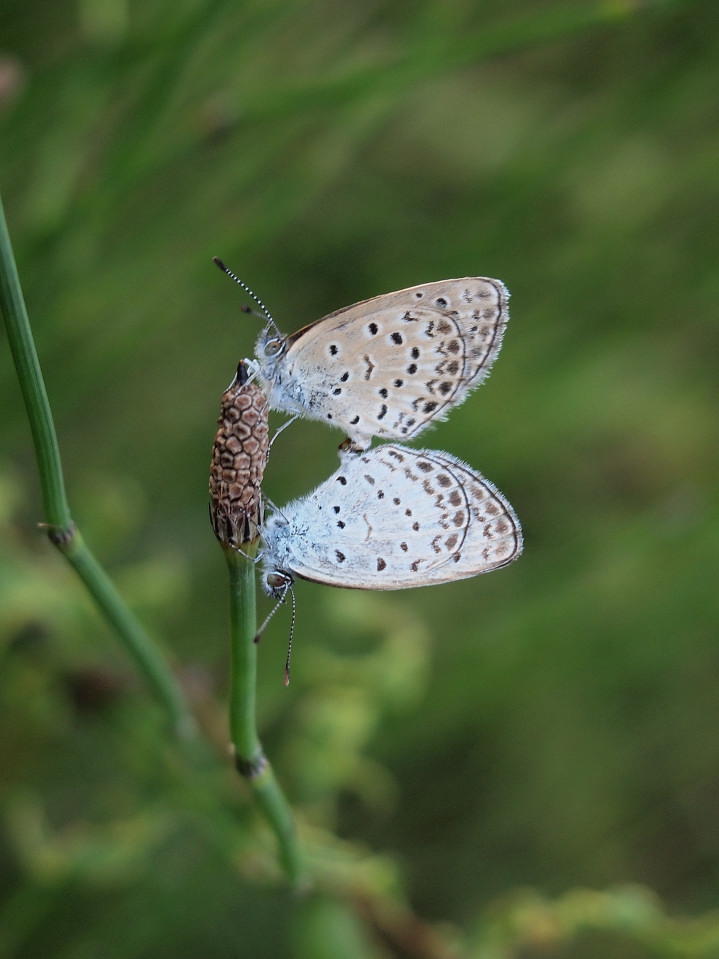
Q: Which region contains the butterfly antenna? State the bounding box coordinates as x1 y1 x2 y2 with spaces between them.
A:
283 584 297 686
213 257 283 338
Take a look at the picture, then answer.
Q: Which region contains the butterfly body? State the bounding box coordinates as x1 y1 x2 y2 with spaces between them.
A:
255 278 509 450
261 444 522 594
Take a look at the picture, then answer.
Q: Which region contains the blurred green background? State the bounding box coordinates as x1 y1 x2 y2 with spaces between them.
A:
2 0 719 955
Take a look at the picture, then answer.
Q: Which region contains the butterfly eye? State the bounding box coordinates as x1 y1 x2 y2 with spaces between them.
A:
263 338 284 358
267 571 290 590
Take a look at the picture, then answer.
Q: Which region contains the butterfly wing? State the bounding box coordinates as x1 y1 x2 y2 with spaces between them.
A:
256 279 509 450
264 445 522 590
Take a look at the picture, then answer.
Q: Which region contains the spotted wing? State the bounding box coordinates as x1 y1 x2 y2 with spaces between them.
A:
274 445 522 590
257 279 509 449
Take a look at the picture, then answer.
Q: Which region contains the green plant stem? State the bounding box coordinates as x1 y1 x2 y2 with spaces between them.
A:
0 190 195 740
228 545 261 764
0 199 70 528
62 528 195 739
225 545 305 886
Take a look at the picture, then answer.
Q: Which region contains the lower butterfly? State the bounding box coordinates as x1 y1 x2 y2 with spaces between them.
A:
261 444 522 597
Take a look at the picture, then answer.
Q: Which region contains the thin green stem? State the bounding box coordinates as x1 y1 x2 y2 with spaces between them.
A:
61 528 196 739
225 545 305 886
0 196 70 529
0 190 195 739
228 546 261 763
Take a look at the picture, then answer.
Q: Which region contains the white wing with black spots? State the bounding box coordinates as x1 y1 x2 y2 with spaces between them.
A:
261 444 522 593
254 278 509 450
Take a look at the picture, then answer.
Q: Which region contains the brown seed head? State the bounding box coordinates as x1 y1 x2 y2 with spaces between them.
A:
209 362 269 549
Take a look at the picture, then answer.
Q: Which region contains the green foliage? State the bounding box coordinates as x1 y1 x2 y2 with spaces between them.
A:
2 0 719 955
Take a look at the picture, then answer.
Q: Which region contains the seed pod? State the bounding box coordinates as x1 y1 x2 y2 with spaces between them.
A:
209 361 269 549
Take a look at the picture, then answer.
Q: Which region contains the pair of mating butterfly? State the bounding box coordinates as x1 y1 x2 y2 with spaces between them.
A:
214 260 523 635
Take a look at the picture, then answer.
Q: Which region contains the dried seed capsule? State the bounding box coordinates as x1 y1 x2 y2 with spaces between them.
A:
209 361 269 549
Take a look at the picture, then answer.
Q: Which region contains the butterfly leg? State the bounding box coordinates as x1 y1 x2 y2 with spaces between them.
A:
338 436 366 456
267 414 299 457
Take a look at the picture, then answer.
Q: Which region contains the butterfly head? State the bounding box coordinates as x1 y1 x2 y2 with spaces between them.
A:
264 568 293 599
261 514 295 597
257 326 288 362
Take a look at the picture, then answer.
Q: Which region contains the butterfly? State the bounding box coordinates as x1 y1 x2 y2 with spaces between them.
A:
214 260 509 452
261 443 522 598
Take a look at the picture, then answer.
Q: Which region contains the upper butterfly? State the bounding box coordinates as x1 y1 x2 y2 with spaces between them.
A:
215 261 509 452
